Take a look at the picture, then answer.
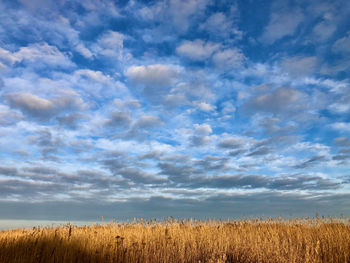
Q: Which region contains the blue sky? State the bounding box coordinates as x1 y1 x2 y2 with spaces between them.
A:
0 0 349 222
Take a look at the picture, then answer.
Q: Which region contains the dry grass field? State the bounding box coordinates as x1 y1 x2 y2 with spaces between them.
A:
0 217 349 263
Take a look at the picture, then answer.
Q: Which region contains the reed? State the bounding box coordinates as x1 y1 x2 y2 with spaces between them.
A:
0 217 349 263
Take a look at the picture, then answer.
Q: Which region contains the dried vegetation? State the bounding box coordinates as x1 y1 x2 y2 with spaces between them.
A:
0 217 349 263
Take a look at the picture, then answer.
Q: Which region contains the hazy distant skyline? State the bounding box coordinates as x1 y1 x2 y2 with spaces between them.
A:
0 0 349 222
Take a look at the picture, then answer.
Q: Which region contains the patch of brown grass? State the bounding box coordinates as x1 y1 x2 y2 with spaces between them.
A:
0 217 349 263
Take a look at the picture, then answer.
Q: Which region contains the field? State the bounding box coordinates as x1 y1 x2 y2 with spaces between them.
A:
0 217 349 263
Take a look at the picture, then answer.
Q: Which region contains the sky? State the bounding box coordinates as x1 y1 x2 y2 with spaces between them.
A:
0 0 349 223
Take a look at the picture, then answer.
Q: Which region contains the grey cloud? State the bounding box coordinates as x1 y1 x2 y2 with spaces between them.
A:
160 154 191 163
186 173 340 191
2 164 126 195
0 191 349 221
102 155 165 185
158 162 201 183
259 118 298 135
28 129 65 157
5 92 85 120
259 6 303 44
241 87 308 116
217 137 244 149
0 105 23 126
294 156 327 169
114 99 141 109
229 149 246 156
134 115 163 129
190 123 212 147
269 175 340 190
69 139 94 154
332 155 350 161
95 30 124 59
138 150 164 160
22 166 57 175
334 137 350 146
125 64 181 103
195 156 230 171
247 146 272 156
212 48 245 70
0 166 18 177
126 64 178 87
0 179 67 199
118 168 166 184
192 174 267 189
0 43 75 69
339 148 350 154
6 93 55 119
75 170 122 188
176 39 220 61
311 18 337 43
105 111 132 128
332 31 350 54
281 56 318 77
190 135 210 147
200 10 240 38
163 93 189 109
103 158 128 174
57 113 85 129
252 135 299 150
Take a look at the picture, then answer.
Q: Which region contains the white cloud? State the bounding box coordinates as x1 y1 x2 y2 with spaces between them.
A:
281 56 318 77
332 31 350 54
163 93 188 108
331 122 350 132
0 104 23 125
74 69 112 83
0 48 21 66
176 40 220 61
194 123 212 135
93 30 125 59
328 103 350 113
312 19 337 42
221 101 236 114
200 9 242 39
98 30 124 49
168 0 211 32
17 43 74 68
259 8 303 44
328 93 350 113
135 115 163 129
0 43 75 69
138 0 210 33
302 78 348 93
74 44 93 59
113 99 141 109
212 48 245 69
196 101 216 112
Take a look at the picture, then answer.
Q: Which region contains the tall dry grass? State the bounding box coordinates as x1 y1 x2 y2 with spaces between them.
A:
0 217 349 263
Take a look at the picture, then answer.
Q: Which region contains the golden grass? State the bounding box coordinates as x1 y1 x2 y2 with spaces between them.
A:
0 217 349 263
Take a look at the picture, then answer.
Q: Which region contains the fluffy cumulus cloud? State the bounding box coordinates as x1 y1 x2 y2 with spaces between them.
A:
259 4 304 44
125 64 179 87
176 40 220 61
0 0 349 223
5 91 85 120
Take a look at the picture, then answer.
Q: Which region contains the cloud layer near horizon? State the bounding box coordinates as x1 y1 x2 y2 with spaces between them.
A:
0 0 349 220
